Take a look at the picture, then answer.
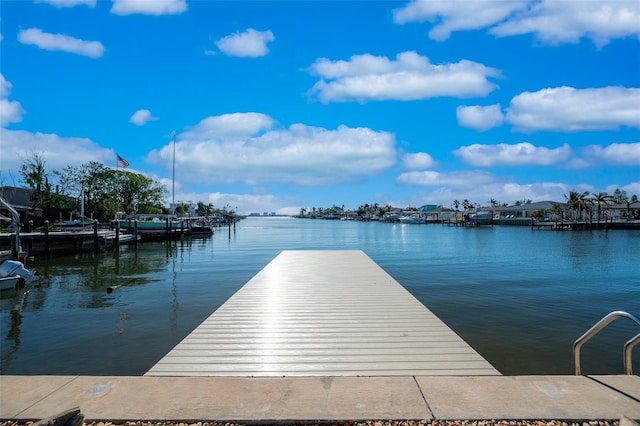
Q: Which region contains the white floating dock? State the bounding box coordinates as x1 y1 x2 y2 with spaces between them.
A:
146 250 500 377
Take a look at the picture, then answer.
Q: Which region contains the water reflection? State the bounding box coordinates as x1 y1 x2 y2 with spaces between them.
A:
0 290 28 371
0 239 205 374
1 221 638 375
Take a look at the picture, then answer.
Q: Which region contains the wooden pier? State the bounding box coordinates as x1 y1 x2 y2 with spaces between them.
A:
0 226 137 258
146 250 500 377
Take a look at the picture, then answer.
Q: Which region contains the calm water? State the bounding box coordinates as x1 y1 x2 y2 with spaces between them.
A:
1 217 638 376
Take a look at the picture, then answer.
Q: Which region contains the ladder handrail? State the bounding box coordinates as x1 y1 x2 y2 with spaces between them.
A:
624 332 640 375
573 310 640 375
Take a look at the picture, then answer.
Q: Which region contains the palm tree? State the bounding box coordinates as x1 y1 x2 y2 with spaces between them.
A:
564 191 590 220
551 204 565 225
613 188 631 220
589 192 614 227
453 200 460 211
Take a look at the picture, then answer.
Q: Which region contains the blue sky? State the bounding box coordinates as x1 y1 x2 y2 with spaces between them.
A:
1 0 639 215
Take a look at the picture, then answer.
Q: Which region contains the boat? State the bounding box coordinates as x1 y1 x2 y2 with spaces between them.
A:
0 260 34 291
178 216 216 235
382 212 400 222
399 214 423 224
115 214 182 232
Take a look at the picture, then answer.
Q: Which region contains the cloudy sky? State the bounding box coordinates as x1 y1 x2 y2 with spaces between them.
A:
1 0 639 214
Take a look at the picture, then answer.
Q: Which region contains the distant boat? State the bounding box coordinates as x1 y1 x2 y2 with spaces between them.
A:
177 216 218 235
0 260 34 291
382 212 400 222
399 214 423 224
115 214 181 231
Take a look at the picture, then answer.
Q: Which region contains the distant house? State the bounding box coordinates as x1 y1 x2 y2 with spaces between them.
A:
0 186 39 224
499 201 565 219
422 206 457 220
607 202 640 220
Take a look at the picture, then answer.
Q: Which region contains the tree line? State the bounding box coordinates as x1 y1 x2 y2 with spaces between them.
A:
562 189 638 221
4 153 221 226
301 189 638 222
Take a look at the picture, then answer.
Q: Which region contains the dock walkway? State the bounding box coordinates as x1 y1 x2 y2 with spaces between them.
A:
3 250 639 421
146 250 499 377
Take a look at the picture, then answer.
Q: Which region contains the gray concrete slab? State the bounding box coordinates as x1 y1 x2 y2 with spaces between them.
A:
589 375 640 401
0 376 76 419
3 375 640 422
416 375 640 420
0 376 430 422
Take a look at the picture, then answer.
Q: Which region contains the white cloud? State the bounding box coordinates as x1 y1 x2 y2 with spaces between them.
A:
147 113 397 186
491 0 640 47
111 0 187 15
18 28 104 58
215 29 275 58
580 142 640 166
0 73 13 99
130 109 158 126
454 142 572 167
393 0 640 46
181 112 276 139
0 100 24 127
0 74 25 127
307 51 500 103
606 182 640 198
452 141 639 170
179 190 301 216
396 170 591 207
397 170 498 188
36 0 96 7
457 104 504 131
506 86 640 132
0 128 115 176
402 152 437 170
393 0 528 41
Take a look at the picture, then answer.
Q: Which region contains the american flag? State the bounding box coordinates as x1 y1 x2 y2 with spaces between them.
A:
117 154 130 168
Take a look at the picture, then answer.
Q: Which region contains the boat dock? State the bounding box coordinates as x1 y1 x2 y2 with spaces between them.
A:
0 228 137 258
3 250 640 421
146 250 499 377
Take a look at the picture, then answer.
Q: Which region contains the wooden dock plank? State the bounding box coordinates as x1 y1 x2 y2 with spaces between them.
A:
146 250 500 377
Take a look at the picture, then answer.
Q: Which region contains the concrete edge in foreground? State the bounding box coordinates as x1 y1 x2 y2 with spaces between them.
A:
0 375 638 422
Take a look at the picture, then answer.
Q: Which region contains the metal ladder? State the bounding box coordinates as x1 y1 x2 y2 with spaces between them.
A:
573 310 640 375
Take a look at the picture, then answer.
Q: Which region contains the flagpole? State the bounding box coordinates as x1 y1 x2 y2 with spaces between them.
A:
171 131 176 213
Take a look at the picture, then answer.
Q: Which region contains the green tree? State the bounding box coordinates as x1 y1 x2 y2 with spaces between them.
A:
531 209 547 220
55 162 166 220
116 170 166 215
564 191 590 220
612 188 628 204
589 192 613 226
173 202 192 217
19 152 52 221
551 204 565 222
612 188 635 220
196 202 214 217
19 152 47 192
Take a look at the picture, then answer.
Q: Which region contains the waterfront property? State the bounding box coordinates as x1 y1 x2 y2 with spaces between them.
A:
147 250 499 377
